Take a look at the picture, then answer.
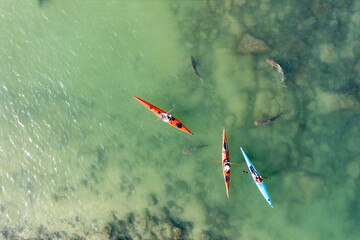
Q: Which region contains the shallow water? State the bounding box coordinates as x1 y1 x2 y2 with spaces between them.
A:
0 0 359 239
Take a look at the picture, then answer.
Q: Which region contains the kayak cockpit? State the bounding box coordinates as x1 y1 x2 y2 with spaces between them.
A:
250 166 263 183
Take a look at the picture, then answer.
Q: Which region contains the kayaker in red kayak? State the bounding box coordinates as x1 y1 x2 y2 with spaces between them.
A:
160 112 172 122
223 160 231 173
134 96 193 135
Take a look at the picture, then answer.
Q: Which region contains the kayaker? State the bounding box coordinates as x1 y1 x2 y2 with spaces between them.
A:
223 161 231 173
160 112 172 122
250 166 263 183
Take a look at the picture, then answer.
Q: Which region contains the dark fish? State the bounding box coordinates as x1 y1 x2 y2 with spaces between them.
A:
254 112 283 125
190 56 203 83
182 145 208 155
38 0 49 6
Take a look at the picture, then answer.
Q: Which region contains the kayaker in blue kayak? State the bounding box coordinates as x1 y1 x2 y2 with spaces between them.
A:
250 166 263 183
243 168 271 181
240 147 273 208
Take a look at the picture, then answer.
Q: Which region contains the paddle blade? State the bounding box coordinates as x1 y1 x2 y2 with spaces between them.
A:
167 106 176 113
210 159 222 163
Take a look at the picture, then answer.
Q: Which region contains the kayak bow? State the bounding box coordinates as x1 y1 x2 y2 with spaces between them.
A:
222 127 231 199
134 96 192 135
240 147 273 208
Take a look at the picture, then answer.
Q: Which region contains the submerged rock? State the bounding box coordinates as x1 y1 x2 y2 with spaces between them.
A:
233 0 246 7
2 227 16 239
103 219 130 240
6 200 195 240
206 209 228 227
159 222 172 239
171 226 183 240
319 43 339 64
308 87 359 113
236 33 270 54
127 212 136 226
145 209 159 228
103 225 111 239
200 230 230 240
200 231 212 240
163 201 184 220
149 231 158 240
224 113 237 127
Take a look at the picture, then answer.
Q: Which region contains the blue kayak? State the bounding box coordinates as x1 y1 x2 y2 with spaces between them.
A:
240 147 273 208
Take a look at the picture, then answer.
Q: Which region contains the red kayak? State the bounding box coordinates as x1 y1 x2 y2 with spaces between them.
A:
134 96 193 135
222 127 231 199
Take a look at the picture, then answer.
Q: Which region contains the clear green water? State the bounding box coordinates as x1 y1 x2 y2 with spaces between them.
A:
0 0 359 239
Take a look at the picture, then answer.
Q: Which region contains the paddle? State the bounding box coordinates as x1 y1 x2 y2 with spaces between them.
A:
166 106 176 113
242 170 271 179
210 159 240 165
154 106 176 123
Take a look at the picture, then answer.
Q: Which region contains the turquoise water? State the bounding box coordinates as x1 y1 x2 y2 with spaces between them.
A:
0 0 359 239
